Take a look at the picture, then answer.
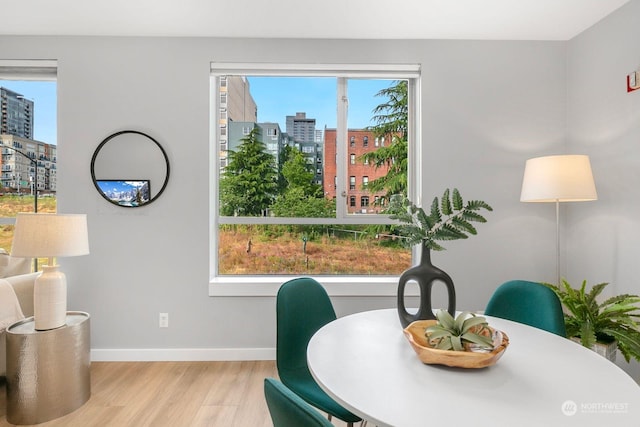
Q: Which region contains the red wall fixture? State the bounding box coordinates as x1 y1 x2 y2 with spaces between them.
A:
627 71 640 93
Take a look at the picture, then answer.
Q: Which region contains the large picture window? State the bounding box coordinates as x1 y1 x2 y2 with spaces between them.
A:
210 63 420 295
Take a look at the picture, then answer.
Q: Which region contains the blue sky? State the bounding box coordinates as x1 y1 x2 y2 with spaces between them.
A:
247 77 395 130
0 77 396 146
0 80 57 145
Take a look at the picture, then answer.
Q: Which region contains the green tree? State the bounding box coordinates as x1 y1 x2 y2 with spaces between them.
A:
362 80 408 199
219 128 278 216
271 187 335 218
272 147 331 217
281 148 322 197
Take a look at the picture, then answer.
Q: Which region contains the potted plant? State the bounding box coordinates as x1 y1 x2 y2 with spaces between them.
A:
387 189 493 327
543 279 640 363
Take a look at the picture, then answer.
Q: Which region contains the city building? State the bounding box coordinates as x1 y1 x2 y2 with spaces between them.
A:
286 112 323 186
218 76 258 171
223 76 257 122
1 87 34 139
227 121 285 166
286 112 315 143
323 128 390 214
0 134 57 194
0 87 56 194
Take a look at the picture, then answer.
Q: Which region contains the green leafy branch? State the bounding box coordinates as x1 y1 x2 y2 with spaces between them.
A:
388 188 493 251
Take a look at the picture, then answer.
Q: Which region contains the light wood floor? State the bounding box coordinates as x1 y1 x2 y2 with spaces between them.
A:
0 361 355 427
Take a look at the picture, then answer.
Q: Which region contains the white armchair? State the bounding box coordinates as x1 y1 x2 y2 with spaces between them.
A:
0 272 39 377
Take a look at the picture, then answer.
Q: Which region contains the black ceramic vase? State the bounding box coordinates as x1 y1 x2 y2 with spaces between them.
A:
397 243 456 328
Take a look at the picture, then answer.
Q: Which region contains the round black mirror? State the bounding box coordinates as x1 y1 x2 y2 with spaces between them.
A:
90 130 170 208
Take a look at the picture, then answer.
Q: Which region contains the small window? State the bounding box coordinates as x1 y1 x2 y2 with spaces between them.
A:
350 153 356 165
363 136 369 147
350 136 355 147
349 196 356 207
361 196 369 207
349 176 356 190
363 176 369 188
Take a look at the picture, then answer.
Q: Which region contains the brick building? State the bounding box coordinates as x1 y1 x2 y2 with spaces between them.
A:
323 128 390 214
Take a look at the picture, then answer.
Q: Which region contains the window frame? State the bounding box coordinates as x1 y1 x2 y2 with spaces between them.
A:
209 62 421 296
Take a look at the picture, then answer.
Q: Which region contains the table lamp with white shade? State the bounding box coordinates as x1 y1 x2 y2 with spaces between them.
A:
11 213 89 330
520 154 597 284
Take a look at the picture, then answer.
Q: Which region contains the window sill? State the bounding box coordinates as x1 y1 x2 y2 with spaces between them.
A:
209 275 407 297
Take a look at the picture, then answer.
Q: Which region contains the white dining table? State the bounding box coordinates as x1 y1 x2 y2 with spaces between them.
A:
307 308 640 427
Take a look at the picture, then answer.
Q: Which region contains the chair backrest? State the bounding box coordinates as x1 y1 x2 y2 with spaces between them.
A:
264 378 334 427
276 277 337 378
485 280 566 337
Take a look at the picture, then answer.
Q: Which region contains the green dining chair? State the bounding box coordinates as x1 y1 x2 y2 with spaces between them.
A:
264 378 334 427
484 280 567 337
276 277 362 427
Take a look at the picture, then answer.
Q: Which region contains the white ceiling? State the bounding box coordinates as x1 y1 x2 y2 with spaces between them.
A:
0 0 630 40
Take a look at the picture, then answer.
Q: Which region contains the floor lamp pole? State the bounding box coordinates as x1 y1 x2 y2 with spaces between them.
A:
555 199 560 285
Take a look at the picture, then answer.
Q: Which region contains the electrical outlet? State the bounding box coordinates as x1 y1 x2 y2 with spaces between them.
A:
159 312 169 328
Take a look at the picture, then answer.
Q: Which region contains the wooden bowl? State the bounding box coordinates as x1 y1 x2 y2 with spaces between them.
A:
403 319 509 368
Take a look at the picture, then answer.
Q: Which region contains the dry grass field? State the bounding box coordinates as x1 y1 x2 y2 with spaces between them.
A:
219 226 411 275
0 195 56 252
0 197 411 275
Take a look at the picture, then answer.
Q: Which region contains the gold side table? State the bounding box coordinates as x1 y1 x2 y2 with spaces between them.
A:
6 311 91 425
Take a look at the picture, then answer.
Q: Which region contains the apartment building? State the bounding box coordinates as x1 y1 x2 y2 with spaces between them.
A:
323 128 390 214
1 86 34 139
286 112 323 186
0 134 57 194
0 87 56 194
218 76 258 170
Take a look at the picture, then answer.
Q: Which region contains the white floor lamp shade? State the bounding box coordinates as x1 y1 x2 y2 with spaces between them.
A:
11 213 89 330
520 155 597 284
520 155 597 203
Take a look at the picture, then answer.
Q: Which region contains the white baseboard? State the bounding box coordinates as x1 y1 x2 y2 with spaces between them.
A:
91 347 276 362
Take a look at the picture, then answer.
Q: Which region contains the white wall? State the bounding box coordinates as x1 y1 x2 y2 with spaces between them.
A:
566 0 640 378
0 37 570 359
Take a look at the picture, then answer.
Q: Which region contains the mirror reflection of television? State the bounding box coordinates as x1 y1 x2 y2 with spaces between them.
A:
96 180 151 207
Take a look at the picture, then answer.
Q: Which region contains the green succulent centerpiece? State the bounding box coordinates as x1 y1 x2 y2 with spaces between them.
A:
543 279 640 362
388 188 493 251
425 310 495 352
